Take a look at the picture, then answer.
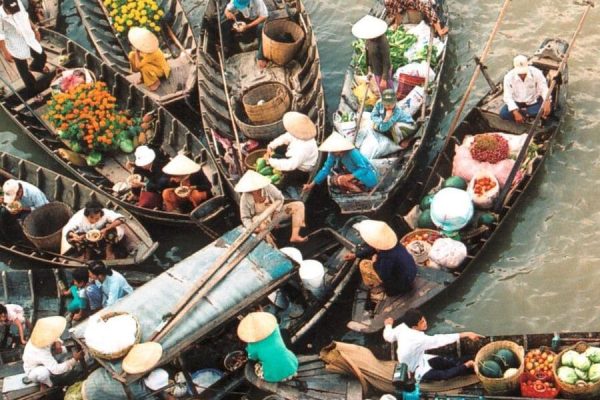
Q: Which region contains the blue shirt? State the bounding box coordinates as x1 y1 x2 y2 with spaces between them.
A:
15 181 49 210
371 101 414 133
85 283 103 311
313 149 378 189
100 271 133 307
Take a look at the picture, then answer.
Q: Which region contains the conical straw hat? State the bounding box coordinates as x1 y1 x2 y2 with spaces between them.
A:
355 219 398 251
30 316 67 348
352 15 388 40
162 154 201 176
237 312 277 343
122 342 163 374
283 112 317 140
234 170 271 193
128 27 159 53
318 131 355 152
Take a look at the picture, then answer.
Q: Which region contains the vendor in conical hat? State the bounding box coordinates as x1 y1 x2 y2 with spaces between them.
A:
352 15 393 94
128 27 171 91
161 154 212 213
22 316 83 388
126 145 170 209
303 131 378 194
344 220 417 298
238 312 298 383
263 112 319 185
235 170 307 243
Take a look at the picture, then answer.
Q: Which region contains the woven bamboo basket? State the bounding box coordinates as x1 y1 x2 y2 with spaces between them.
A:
242 82 292 125
474 340 525 395
553 342 600 399
23 202 73 252
87 311 141 360
262 19 305 66
244 149 267 170
234 100 287 141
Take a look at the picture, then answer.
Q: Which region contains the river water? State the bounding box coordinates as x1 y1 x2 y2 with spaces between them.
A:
1 0 600 346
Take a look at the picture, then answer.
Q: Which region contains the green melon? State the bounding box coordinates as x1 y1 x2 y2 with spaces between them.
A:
480 360 503 378
420 194 434 210
442 176 468 190
478 212 497 226
417 209 436 229
492 349 519 370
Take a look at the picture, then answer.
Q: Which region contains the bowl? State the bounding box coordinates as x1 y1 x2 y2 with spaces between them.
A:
6 201 22 213
126 174 142 184
174 186 191 198
85 229 102 242
233 21 246 32
224 350 247 372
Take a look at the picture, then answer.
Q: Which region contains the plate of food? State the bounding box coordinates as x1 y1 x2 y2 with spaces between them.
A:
400 229 443 246
174 186 191 198
6 201 22 213
85 229 102 243
224 350 248 372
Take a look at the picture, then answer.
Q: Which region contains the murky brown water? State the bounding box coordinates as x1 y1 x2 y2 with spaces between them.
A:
1 0 600 343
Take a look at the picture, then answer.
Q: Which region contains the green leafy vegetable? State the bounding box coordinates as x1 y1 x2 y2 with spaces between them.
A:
351 28 417 75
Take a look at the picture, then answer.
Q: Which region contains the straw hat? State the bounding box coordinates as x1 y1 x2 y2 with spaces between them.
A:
2 179 20 204
144 368 169 391
30 316 67 348
513 55 529 75
283 112 317 140
237 312 278 343
162 154 201 176
352 15 388 40
134 145 156 167
318 131 354 152
234 170 271 193
355 219 398 251
122 342 163 374
128 27 159 54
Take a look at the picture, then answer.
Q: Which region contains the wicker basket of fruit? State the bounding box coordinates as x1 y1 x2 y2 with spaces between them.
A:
400 229 442 246
521 347 559 398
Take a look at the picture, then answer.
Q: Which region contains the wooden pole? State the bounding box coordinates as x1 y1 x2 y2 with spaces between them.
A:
352 76 371 144
494 1 594 212
419 28 435 122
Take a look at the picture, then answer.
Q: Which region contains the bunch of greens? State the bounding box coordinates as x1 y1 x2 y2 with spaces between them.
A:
351 28 418 75
414 45 439 69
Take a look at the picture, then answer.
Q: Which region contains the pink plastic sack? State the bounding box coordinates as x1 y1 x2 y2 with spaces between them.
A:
452 142 516 188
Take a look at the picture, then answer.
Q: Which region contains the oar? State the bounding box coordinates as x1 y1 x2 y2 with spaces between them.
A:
494 0 594 212
148 200 282 342
214 0 245 175
419 28 435 123
352 74 371 145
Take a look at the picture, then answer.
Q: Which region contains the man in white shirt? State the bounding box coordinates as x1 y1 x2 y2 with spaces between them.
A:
0 179 49 242
500 55 551 124
221 0 269 68
383 309 482 381
0 0 48 100
264 111 318 185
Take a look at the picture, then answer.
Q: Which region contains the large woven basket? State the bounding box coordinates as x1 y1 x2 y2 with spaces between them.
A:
474 340 525 395
262 19 305 65
242 81 292 125
23 202 73 252
234 100 287 141
87 311 141 360
244 149 267 170
553 342 600 399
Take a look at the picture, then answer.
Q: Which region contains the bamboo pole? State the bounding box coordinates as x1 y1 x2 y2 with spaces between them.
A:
419 28 435 122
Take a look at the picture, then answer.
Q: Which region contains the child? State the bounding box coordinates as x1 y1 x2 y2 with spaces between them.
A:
62 269 101 321
0 303 31 345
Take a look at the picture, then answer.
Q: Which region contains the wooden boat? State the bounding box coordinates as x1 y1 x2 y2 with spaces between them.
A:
70 218 361 398
73 0 197 105
0 29 229 228
329 0 448 215
245 355 363 400
347 38 569 334
0 152 157 268
194 0 326 204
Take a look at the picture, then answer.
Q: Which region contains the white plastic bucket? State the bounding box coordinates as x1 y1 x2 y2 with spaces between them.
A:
280 247 303 264
299 259 325 297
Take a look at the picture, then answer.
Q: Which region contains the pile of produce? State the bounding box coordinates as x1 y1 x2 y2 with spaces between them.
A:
525 348 556 377
45 81 141 166
520 348 559 398
471 176 497 196
555 346 600 386
103 0 164 34
470 133 510 164
352 28 417 75
255 158 282 185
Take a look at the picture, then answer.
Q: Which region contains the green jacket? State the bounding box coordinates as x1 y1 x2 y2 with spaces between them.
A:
246 327 298 382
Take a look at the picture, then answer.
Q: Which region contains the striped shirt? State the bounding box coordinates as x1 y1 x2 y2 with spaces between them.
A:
0 1 41 59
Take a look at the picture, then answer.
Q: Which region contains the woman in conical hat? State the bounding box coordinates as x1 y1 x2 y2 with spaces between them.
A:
128 27 171 91
302 131 378 194
235 170 307 243
161 154 212 213
352 15 392 94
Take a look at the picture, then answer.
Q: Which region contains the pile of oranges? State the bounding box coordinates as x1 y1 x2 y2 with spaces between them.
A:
473 176 497 196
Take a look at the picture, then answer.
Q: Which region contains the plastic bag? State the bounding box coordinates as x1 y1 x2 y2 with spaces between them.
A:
428 238 467 268
397 86 425 116
333 111 357 140
359 129 402 159
467 170 500 209
352 82 378 108
394 62 436 81
452 136 517 187
405 21 446 63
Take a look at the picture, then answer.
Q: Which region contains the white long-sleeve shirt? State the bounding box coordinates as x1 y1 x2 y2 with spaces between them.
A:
503 66 549 112
0 0 42 59
267 133 318 172
23 341 77 377
383 323 459 380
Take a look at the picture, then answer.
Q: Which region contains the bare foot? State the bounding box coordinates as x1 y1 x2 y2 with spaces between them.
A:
257 59 268 70
464 360 475 369
289 235 308 243
148 81 160 91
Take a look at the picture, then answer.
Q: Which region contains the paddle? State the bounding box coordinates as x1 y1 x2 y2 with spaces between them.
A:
419 28 435 123
352 73 372 145
494 0 594 213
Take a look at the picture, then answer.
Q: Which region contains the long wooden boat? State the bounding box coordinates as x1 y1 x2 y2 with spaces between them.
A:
70 219 361 399
0 152 156 268
245 356 363 400
0 28 229 228
194 0 326 204
329 0 448 216
73 0 197 105
347 38 569 334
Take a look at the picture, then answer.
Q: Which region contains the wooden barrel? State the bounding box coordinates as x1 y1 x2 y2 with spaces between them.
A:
241 81 291 126
474 340 525 395
262 19 305 66
22 202 73 252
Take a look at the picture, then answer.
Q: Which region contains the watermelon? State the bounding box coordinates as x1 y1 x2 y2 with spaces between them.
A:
417 209 436 229
478 212 497 226
420 194 434 210
493 349 519 370
442 176 467 190
480 360 503 378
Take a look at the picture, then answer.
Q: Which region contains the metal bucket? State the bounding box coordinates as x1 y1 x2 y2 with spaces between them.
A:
22 202 73 252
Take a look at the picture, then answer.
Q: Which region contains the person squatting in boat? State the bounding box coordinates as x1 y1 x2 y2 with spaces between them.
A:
128 27 171 92
0 178 49 242
222 0 269 69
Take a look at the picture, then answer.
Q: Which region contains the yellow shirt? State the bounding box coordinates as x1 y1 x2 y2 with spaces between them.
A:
128 49 171 87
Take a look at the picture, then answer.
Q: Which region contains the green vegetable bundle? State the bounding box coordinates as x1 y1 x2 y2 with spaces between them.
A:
351 28 418 75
